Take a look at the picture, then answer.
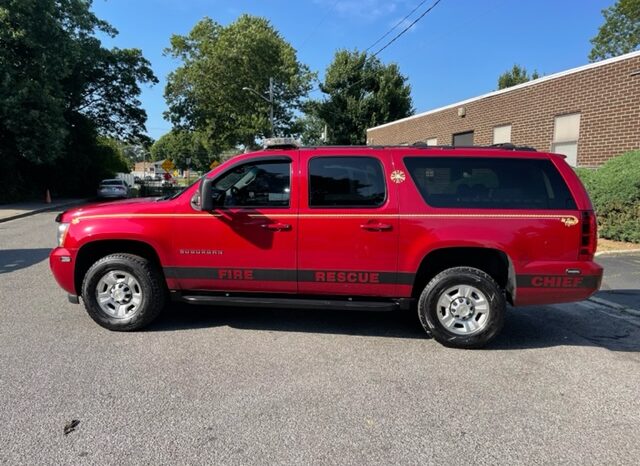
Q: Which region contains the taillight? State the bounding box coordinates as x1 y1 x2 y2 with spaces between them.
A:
579 210 597 259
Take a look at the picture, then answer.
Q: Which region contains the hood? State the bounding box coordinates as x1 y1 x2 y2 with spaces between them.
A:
58 197 171 223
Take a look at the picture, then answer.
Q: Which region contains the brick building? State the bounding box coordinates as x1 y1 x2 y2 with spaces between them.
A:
366 51 640 167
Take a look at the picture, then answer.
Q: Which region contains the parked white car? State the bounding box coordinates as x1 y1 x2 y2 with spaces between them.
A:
97 179 130 199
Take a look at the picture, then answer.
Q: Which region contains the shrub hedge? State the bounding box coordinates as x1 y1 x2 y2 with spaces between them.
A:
575 150 640 243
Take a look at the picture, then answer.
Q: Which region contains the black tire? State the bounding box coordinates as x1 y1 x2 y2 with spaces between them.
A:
81 253 166 331
417 267 505 349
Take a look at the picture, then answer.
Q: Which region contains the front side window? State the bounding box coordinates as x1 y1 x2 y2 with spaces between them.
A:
213 161 290 208
404 157 576 210
308 156 386 208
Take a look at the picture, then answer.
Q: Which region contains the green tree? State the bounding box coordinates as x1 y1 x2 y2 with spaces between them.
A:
151 130 212 171
589 0 640 62
164 15 314 150
0 0 157 201
306 50 413 145
497 65 540 90
294 114 327 146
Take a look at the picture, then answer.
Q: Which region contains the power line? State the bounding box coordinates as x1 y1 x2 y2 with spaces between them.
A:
372 0 443 56
299 0 341 49
308 0 444 97
365 0 432 53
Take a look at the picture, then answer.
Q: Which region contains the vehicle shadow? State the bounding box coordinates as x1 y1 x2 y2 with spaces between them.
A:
0 248 51 274
147 301 640 352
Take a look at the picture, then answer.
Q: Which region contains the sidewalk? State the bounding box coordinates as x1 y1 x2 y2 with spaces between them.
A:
0 198 89 223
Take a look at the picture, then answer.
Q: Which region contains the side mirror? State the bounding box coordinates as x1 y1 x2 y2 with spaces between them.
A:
199 178 214 211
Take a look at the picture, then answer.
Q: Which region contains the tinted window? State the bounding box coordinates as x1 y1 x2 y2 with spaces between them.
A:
214 161 290 208
309 157 386 207
404 157 576 209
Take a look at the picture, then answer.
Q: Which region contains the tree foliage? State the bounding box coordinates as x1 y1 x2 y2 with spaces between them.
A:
150 130 212 171
164 15 313 150
576 150 640 242
497 65 540 90
305 50 413 145
0 0 157 201
589 0 640 62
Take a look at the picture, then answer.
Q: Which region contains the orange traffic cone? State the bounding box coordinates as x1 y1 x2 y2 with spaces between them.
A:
45 189 52 204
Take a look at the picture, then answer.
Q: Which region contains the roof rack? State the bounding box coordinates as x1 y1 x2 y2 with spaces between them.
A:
411 141 537 152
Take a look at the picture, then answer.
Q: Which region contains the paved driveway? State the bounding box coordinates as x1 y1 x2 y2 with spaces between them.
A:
1 211 639 465
596 253 640 310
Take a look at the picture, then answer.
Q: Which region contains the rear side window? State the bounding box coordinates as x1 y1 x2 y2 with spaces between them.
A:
309 157 386 208
404 157 576 209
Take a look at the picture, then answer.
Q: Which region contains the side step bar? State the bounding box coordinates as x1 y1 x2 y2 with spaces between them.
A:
176 294 413 312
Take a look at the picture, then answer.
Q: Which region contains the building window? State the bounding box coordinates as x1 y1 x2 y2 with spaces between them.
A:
493 124 512 144
452 131 474 147
426 137 438 146
551 113 581 166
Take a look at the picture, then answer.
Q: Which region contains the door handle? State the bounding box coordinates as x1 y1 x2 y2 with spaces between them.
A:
360 222 393 231
260 223 291 231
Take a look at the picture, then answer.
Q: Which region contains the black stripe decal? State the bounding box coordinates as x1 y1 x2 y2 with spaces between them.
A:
164 267 296 281
516 275 600 288
164 267 414 285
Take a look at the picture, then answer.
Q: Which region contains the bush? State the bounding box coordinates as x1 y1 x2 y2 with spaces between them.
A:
576 150 640 243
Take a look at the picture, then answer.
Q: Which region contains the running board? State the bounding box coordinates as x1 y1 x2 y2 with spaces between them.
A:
177 294 409 312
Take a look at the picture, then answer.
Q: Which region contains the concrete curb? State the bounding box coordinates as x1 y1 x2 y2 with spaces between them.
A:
595 249 640 256
0 200 90 224
588 296 640 318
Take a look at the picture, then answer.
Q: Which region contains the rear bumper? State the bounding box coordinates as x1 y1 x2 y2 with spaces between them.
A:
49 247 77 295
513 260 603 306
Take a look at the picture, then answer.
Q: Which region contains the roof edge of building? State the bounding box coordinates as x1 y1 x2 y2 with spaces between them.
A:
367 50 640 133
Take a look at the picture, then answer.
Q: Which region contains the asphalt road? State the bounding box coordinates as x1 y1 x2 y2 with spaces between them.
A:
1 211 639 465
596 253 640 310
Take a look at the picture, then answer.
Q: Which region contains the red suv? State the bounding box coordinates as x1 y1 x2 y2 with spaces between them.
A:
50 141 602 348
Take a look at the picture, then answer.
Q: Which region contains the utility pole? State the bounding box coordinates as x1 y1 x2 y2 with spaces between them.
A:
243 77 275 137
268 77 274 137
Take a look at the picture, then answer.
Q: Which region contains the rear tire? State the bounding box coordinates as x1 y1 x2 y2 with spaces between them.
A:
418 267 505 349
81 253 165 331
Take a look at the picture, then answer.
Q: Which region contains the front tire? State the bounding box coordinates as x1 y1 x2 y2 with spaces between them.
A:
418 267 505 349
81 253 165 331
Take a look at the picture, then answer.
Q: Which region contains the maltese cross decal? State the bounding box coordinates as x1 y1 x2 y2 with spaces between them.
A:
390 170 406 184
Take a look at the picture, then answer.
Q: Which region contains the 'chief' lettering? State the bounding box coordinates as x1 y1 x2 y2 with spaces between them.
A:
530 276 584 287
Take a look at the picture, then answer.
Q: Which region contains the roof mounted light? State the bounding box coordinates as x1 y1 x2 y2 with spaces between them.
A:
263 137 300 149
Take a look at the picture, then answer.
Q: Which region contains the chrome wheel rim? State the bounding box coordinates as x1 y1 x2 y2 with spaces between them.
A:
436 284 490 336
95 270 143 319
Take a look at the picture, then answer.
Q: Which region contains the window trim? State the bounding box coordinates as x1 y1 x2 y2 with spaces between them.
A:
307 155 388 209
213 158 293 210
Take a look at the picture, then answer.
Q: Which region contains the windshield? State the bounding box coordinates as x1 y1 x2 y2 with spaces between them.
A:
158 175 206 201
101 180 124 186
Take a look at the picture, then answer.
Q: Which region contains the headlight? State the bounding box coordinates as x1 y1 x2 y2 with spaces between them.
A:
57 223 70 247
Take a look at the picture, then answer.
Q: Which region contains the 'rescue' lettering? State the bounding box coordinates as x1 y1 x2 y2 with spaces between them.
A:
218 269 254 280
314 271 380 284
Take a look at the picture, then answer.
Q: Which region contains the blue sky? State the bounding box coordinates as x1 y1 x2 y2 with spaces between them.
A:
92 0 613 140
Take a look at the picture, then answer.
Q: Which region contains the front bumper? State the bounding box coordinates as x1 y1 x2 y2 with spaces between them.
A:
49 247 77 295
